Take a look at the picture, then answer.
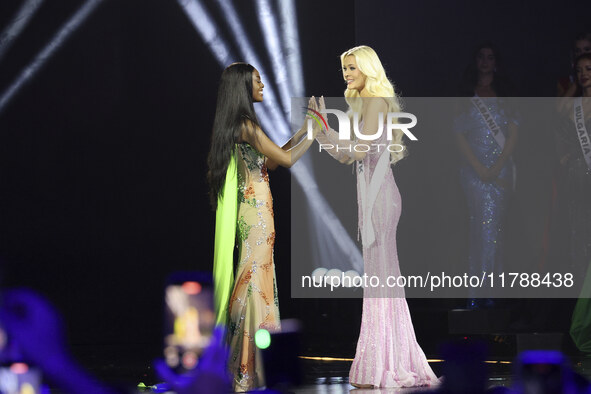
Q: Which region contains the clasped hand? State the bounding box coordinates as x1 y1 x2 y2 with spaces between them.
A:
476 165 509 189
314 96 356 165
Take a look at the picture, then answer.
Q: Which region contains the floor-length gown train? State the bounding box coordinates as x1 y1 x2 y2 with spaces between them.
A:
349 128 438 387
227 143 281 392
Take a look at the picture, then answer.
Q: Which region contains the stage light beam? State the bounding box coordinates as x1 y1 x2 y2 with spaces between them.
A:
0 0 104 115
176 0 233 65
177 0 289 143
278 0 303 97
0 0 45 63
179 0 363 274
214 0 291 140
255 0 293 117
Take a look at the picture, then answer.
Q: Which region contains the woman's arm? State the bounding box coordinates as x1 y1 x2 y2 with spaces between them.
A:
281 123 308 151
241 120 318 170
265 97 319 169
488 122 518 178
266 124 308 169
560 81 578 98
454 132 491 181
315 96 388 164
0 289 120 394
315 126 357 164
278 97 319 151
455 121 518 184
557 81 566 97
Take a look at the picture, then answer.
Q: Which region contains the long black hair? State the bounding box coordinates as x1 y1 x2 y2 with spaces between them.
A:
207 62 261 209
459 41 515 97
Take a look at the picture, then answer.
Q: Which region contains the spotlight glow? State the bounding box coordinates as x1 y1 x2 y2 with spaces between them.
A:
255 0 292 116
291 163 364 273
343 270 361 287
0 0 45 63
178 0 364 276
255 329 271 349
214 0 290 140
176 0 233 64
178 0 289 142
278 0 303 97
325 268 343 279
311 267 327 284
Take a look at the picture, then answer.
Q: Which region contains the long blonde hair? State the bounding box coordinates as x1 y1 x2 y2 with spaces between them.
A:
341 45 406 164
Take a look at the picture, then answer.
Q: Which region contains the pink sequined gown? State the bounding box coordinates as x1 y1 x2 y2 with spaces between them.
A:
317 124 439 388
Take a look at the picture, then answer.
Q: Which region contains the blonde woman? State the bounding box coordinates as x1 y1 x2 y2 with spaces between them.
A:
316 46 438 388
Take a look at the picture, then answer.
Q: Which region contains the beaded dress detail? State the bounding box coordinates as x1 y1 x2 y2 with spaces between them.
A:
227 142 280 392
316 124 439 388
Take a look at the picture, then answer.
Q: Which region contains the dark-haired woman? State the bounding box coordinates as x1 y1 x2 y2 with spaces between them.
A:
558 33 591 97
455 43 518 308
557 54 591 353
207 63 318 391
559 53 591 271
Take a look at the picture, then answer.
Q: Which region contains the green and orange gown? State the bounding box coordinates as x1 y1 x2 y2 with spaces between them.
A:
217 142 281 391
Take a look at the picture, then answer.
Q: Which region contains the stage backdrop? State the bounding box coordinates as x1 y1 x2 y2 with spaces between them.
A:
0 0 589 356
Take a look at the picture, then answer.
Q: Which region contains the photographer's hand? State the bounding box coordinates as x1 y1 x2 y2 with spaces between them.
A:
0 288 118 393
154 327 231 394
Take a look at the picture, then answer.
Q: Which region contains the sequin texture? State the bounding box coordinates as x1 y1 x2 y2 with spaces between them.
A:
227 143 280 392
454 98 516 292
348 123 439 387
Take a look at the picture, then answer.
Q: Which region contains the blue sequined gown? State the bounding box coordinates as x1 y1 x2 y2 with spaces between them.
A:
454 98 515 289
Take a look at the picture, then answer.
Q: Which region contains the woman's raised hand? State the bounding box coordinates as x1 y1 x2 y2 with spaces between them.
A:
318 96 327 128
306 96 321 138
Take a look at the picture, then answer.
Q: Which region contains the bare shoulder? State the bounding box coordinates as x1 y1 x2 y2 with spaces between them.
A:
363 96 389 114
240 119 263 145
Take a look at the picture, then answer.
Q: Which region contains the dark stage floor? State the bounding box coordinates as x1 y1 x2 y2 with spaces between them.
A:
51 301 585 392
55 342 591 393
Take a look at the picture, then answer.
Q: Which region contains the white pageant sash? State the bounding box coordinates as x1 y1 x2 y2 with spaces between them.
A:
471 96 517 189
573 97 591 170
471 96 506 149
358 148 392 249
